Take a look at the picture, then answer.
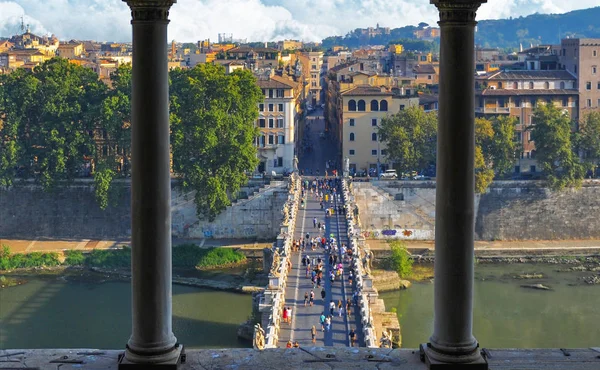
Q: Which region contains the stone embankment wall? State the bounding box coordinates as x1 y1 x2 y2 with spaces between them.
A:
352 180 600 241
0 179 287 240
249 175 301 349
343 181 400 348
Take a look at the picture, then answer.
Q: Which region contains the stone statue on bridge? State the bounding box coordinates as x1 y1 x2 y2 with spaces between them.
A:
344 156 350 177
270 249 281 277
362 248 373 275
253 323 266 350
380 329 393 348
282 203 290 226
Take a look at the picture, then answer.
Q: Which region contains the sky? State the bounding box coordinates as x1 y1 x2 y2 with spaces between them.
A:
0 0 598 43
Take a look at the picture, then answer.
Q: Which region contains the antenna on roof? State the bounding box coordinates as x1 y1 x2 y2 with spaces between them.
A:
20 16 25 33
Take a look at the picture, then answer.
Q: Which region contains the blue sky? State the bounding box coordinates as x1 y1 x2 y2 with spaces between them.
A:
0 0 597 42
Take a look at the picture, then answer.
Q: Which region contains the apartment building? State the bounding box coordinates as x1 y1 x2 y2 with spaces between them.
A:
305 51 323 106
475 70 578 174
560 38 600 118
341 85 419 175
255 75 302 174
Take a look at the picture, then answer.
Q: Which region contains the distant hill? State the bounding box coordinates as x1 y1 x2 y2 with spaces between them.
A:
476 7 600 48
321 7 600 51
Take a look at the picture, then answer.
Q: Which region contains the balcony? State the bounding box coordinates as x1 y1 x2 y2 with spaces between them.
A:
475 107 511 114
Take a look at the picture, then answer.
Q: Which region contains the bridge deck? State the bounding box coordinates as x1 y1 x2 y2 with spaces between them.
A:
278 180 363 348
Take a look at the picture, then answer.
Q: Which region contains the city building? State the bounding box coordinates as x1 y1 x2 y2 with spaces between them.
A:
304 51 324 106
475 70 578 174
56 42 84 59
277 40 303 51
341 85 419 175
217 46 281 69
255 75 302 174
413 27 441 40
559 38 600 118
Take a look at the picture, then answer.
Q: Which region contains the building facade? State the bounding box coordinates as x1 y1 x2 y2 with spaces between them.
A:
305 51 323 106
560 38 600 119
255 76 301 174
475 70 578 174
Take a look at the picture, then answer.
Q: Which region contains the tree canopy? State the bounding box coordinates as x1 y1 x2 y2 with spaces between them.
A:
577 111 600 176
170 63 262 221
530 102 586 189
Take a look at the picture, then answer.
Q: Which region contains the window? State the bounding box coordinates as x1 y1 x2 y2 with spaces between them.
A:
311 64 317 70
371 118 377 126
428 75 432 80
259 119 266 128
261 89 266 96
269 89 273 98
400 105 405 110
349 132 355 141
515 132 522 142
277 135 285 144
259 135 265 147
587 99 592 107
268 118 274 128
498 82 502 89
349 118 355 126
529 81 534 89
349 149 355 155
278 103 284 112
268 135 274 145
370 100 379 111
530 165 536 173
593 66 598 75
381 149 387 156
371 133 377 141
357 100 366 111
544 81 549 89
277 118 284 128
269 104 274 111
311 82 317 87
562 98 568 107
380 100 388 111
598 82 600 89
276 89 284 98
277 157 283 167
259 103 264 112
312 58 316 62
348 100 356 111
594 50 598 57
371 149 378 156
513 81 518 89
560 81 565 89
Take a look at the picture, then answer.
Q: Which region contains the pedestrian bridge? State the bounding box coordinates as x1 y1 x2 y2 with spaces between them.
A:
252 175 395 349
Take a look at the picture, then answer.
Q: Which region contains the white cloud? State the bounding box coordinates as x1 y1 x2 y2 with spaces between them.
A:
0 0 598 42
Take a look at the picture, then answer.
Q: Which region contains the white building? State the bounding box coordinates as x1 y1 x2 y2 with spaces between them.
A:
255 75 302 174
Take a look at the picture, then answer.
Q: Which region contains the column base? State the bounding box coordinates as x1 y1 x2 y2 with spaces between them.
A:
118 344 185 369
420 343 488 370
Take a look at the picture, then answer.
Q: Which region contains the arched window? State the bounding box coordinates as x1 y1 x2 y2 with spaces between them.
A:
371 133 377 141
348 99 356 111
380 100 388 111
358 100 366 111
370 100 379 111
544 81 550 89
513 81 518 89
349 132 355 141
529 81 534 89
560 81 565 89
498 82 503 89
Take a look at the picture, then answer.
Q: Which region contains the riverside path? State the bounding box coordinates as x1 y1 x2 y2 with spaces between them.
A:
278 177 363 348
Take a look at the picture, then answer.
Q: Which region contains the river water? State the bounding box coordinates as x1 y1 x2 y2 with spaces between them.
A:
380 263 600 348
0 277 252 349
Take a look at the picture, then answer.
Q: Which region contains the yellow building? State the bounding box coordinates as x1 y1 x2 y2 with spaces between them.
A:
57 42 84 59
390 44 404 55
341 85 419 175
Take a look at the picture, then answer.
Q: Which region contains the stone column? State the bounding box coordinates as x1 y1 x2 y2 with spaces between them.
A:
121 0 183 367
422 0 487 368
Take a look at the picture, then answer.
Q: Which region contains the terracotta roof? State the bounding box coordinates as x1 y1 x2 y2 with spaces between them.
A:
341 85 393 96
478 89 578 96
6 49 45 55
256 75 296 89
413 64 436 74
229 46 280 54
486 70 575 80
329 61 360 73
419 94 439 104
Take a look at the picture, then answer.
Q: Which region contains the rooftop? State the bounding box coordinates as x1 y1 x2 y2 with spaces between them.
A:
341 85 393 96
478 88 578 96
485 70 576 80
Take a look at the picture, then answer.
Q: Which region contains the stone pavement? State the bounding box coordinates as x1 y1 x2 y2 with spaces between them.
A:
278 180 362 348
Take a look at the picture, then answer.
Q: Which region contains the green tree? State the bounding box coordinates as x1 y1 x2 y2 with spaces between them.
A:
0 59 107 190
489 115 519 177
378 106 437 175
169 63 262 221
530 102 585 189
388 241 413 278
577 111 600 176
475 118 495 193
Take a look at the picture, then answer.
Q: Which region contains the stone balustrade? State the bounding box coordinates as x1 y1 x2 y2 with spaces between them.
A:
341 179 379 348
255 174 302 349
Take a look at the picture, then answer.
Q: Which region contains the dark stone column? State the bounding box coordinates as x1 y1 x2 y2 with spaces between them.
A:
120 0 183 367
421 0 488 368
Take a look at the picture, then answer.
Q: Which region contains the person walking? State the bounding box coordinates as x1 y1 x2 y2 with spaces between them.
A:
311 325 317 343
325 315 331 332
309 290 315 306
349 328 357 347
313 217 317 228
329 300 335 315
320 313 326 331
304 291 309 307
321 288 326 301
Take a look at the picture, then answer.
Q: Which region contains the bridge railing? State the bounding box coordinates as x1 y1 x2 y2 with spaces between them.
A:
342 179 379 348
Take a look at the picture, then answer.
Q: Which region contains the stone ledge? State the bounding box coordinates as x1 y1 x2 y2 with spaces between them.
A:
1 347 598 369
